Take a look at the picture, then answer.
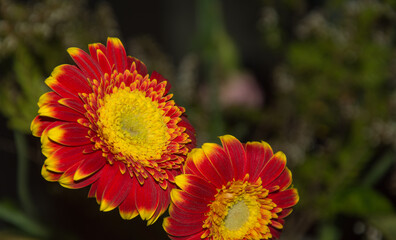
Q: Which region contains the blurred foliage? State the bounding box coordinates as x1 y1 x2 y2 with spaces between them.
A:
0 0 119 133
257 0 396 239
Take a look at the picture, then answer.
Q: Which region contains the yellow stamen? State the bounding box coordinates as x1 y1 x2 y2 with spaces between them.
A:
97 87 169 163
203 178 278 240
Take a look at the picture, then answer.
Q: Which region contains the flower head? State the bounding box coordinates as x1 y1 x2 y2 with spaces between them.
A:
31 37 196 224
163 135 298 239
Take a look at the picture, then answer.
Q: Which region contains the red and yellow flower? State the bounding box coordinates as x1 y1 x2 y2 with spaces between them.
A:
163 135 299 239
31 37 195 224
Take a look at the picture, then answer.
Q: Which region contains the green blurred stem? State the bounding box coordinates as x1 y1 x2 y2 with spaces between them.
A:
14 130 34 216
0 202 48 238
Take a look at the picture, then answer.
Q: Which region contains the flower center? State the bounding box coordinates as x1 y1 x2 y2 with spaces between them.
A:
203 178 277 240
97 87 169 162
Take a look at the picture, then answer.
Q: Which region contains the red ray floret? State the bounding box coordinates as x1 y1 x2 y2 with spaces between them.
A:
31 37 196 224
164 135 299 239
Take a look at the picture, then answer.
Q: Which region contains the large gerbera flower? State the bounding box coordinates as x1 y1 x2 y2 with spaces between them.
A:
31 37 196 224
163 135 299 239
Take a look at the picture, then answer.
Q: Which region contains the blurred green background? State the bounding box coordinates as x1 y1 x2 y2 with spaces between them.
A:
1 0 396 239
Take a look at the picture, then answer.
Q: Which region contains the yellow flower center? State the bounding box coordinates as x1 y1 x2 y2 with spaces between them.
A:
97 87 169 162
203 177 277 240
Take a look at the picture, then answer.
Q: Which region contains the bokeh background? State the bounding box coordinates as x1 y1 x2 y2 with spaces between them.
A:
1 0 396 239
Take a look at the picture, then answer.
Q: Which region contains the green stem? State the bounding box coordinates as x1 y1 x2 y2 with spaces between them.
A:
14 131 34 216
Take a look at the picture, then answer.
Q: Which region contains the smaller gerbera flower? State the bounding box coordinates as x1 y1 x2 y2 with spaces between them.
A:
163 135 299 240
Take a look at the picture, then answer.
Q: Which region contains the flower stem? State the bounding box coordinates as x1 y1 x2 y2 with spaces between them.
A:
14 130 34 216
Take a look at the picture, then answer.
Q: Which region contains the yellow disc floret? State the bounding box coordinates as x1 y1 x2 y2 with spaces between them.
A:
203 177 277 240
97 87 169 163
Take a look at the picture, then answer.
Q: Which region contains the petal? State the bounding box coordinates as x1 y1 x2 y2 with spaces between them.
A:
259 151 287 186
93 164 117 204
41 165 62 182
183 153 205 179
171 189 209 214
147 184 172 225
151 71 171 95
190 148 224 188
175 174 217 201
220 135 247 180
168 203 207 225
46 64 91 99
96 49 112 75
118 180 139 220
128 56 148 76
61 168 101 189
74 151 106 181
67 47 102 81
106 37 127 73
31 116 54 137
163 217 203 237
135 176 160 221
88 43 106 63
38 91 61 107
265 168 293 192
245 141 273 181
44 145 91 173
202 142 234 183
100 162 133 212
270 188 299 209
47 122 90 146
38 104 83 122
278 208 293 218
58 98 86 114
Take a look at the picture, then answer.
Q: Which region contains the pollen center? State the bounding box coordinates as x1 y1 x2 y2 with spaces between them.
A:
203 178 277 240
224 199 250 230
97 87 169 161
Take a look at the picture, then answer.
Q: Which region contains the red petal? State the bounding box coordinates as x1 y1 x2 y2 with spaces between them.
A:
147 184 171 225
270 188 299 209
106 37 127 73
58 98 85 114
44 145 91 173
100 163 132 212
47 122 90 146
118 180 139 220
190 148 224 188
202 142 234 183
259 151 286 186
170 189 209 213
168 202 207 224
46 64 91 99
245 141 273 181
62 168 101 189
163 217 203 237
128 57 148 76
278 208 293 218
92 164 117 204
135 176 160 221
38 91 61 107
38 104 83 122
41 165 62 182
265 168 292 192
31 115 54 137
175 174 217 201
67 47 102 81
183 153 205 179
151 71 171 94
74 151 106 181
269 226 281 239
97 49 112 75
220 135 247 180
88 43 106 62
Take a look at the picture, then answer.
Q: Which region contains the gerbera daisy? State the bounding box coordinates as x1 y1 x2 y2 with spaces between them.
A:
163 135 299 239
31 37 196 224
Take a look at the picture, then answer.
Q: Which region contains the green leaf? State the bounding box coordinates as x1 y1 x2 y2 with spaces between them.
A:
333 186 394 217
